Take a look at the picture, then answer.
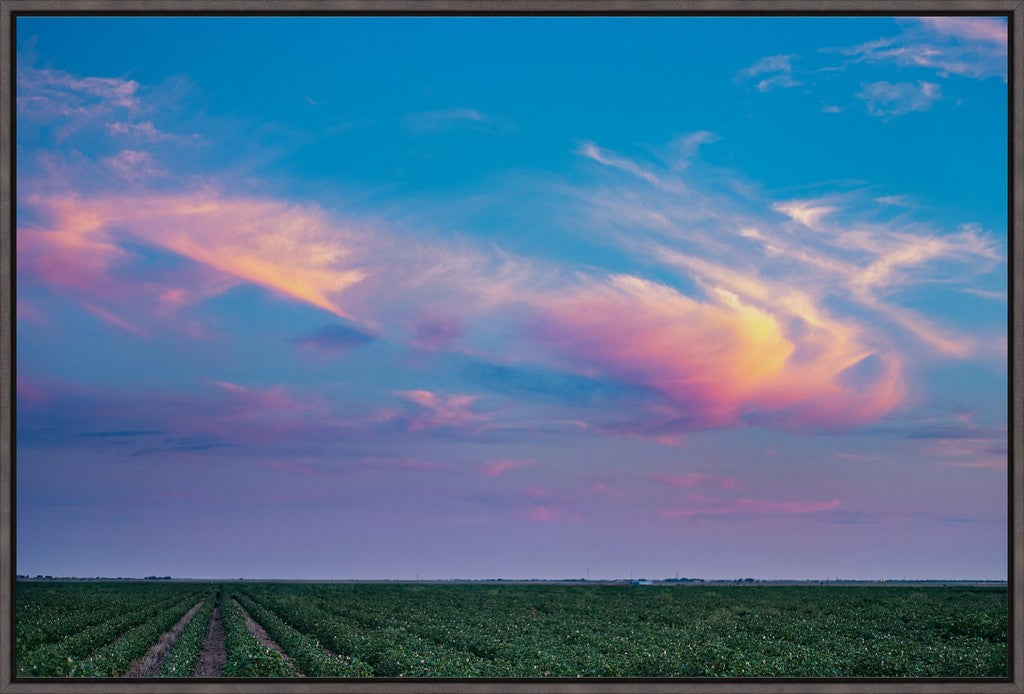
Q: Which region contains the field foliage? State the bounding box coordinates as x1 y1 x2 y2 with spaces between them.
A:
15 580 1008 678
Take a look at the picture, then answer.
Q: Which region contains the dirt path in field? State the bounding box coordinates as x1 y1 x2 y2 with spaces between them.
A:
232 599 304 676
192 605 227 677
123 601 204 677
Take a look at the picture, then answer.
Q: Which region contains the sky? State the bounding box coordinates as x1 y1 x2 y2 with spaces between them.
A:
14 15 1009 581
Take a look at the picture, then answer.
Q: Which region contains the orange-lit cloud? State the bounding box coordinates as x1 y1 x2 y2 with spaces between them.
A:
535 272 904 429
20 191 367 319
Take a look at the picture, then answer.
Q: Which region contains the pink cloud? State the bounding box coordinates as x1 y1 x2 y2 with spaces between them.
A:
16 375 51 406
79 302 147 337
17 194 132 294
651 472 738 490
106 120 200 143
411 316 462 351
395 389 490 431
16 300 47 326
535 273 904 429
915 17 1007 45
103 149 166 180
19 191 367 320
482 459 530 477
661 497 841 519
591 482 624 497
526 505 581 523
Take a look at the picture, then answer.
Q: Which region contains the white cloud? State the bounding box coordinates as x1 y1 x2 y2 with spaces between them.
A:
856 80 941 117
402 107 514 135
737 54 802 92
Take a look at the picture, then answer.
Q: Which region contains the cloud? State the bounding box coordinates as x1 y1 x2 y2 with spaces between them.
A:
403 108 514 135
293 324 375 354
79 301 147 337
526 505 581 523
17 70 1003 444
577 141 677 192
741 17 1005 116
661 497 841 519
18 67 140 118
533 270 905 430
410 316 462 351
737 54 802 92
668 131 720 170
481 459 530 477
742 54 797 77
856 80 941 117
577 140 1001 369
23 132 997 440
915 17 1007 46
841 18 1007 80
651 472 738 489
394 389 492 432
772 199 836 230
106 120 200 144
19 191 368 319
103 149 166 180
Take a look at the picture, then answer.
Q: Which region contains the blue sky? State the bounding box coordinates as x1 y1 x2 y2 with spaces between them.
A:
15 15 1008 580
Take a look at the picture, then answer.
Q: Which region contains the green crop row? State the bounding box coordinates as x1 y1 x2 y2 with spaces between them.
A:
220 595 295 677
17 588 204 677
232 592 371 677
16 582 186 653
159 593 217 677
69 594 207 677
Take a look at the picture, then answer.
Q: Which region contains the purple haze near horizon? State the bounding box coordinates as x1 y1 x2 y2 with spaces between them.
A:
15 15 1008 580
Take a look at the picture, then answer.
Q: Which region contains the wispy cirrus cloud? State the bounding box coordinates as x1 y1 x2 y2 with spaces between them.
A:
481 459 531 477
915 16 1007 46
17 68 1003 446
856 80 941 117
106 120 201 144
740 17 1006 117
772 199 837 230
652 472 738 490
402 107 514 135
394 389 493 432
19 191 368 319
103 149 166 180
736 54 802 92
843 17 1007 81
20 133 997 439
18 67 140 122
661 497 841 519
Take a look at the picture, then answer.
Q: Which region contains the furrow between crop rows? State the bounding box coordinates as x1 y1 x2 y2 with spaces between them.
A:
124 601 205 677
191 604 227 677
161 597 216 677
231 598 304 676
220 593 296 677
232 592 371 676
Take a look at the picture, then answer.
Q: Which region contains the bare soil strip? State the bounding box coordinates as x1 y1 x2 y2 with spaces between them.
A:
232 598 304 676
124 601 204 677
191 605 227 677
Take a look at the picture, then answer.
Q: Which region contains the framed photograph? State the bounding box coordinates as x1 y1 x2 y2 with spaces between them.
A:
2 1 1020 693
